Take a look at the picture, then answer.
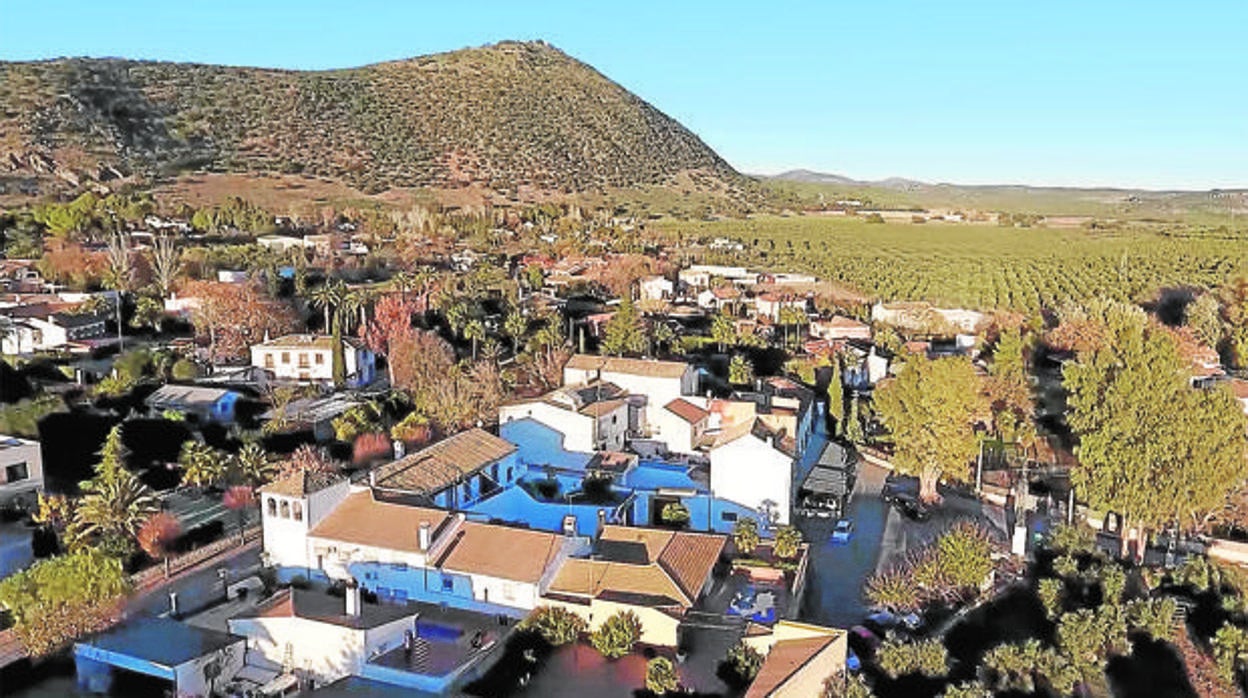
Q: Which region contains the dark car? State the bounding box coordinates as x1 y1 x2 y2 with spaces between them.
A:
895 497 931 522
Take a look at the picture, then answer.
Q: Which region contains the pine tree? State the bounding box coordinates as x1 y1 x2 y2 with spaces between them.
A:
601 296 646 356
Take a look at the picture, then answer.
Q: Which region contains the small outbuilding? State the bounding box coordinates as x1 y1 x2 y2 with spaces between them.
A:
74 615 246 696
145 384 241 423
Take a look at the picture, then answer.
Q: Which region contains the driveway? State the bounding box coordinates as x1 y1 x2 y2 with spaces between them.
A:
798 461 890 628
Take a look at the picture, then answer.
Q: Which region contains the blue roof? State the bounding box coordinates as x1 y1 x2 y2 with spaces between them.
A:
75 615 242 668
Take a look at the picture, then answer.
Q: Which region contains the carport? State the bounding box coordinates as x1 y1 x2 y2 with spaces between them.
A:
74 615 245 695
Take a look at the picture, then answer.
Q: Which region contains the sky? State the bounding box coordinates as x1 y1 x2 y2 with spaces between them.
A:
1 1 1245 190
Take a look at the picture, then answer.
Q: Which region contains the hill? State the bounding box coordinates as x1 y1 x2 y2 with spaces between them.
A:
0 41 739 197
763 170 1247 223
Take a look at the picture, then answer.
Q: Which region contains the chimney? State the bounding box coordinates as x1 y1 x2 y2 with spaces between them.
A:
368 469 376 488
562 514 578 537
418 521 431 552
393 440 406 460
345 578 361 617
596 509 607 538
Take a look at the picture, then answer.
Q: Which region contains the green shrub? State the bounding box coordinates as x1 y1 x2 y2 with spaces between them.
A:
1045 523 1095 556
590 610 642 659
518 606 587 646
660 502 690 526
645 656 679 695
725 642 763 682
875 638 948 679
171 358 199 381
773 525 802 560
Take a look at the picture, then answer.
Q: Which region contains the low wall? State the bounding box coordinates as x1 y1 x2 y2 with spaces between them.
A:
1208 538 1248 567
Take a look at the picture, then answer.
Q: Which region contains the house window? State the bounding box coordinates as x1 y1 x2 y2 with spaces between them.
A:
315 353 324 365
4 462 28 483
264 354 275 369
441 577 454 593
721 511 738 522
462 482 471 501
298 353 310 368
279 500 290 519
281 352 291 365
506 467 513 482
292 501 303 522
267 498 277 517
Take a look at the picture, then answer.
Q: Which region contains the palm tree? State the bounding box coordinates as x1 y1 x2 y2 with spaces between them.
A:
503 312 527 354
651 322 676 357
464 318 486 360
103 233 133 350
179 441 226 489
445 302 469 340
390 270 416 301
231 443 275 486
307 280 345 333
71 426 159 557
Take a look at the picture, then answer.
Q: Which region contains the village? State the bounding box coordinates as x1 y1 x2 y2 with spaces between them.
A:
1 201 1247 698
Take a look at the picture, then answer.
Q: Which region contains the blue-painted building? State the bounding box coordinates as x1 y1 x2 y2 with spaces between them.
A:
74 615 246 696
144 384 241 423
470 419 765 536
371 428 520 510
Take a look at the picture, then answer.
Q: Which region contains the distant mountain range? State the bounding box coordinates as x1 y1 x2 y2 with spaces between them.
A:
0 41 739 196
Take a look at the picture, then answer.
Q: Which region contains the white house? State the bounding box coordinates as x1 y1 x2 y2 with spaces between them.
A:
871 302 985 336
563 355 699 426
638 276 675 302
678 265 756 290
754 293 809 322
227 586 416 687
260 471 579 614
1 305 108 354
743 622 848 698
251 334 376 388
499 383 630 453
0 436 42 510
708 421 796 526
648 398 710 454
809 316 872 342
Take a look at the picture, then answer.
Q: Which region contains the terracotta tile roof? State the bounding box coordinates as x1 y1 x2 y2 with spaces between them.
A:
259 470 345 497
665 398 708 424
435 521 563 584
254 333 366 351
657 531 727 601
309 490 449 553
551 526 725 607
579 397 630 418
373 428 516 495
565 354 691 379
745 636 838 698
548 558 688 607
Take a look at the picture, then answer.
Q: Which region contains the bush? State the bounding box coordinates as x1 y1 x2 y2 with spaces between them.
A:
645 656 679 695
876 638 948 679
936 522 994 591
1037 578 1063 619
1045 523 1095 555
660 502 690 526
773 525 802 559
733 518 760 557
171 358 199 381
590 610 642 659
865 569 923 613
518 606 587 646
352 432 392 465
0 395 65 437
725 642 763 682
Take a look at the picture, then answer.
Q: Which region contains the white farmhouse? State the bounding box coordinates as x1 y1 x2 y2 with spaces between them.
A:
251 334 376 387
563 355 698 422
638 275 675 302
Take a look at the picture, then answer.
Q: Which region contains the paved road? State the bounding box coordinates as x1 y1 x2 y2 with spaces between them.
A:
798 463 1010 629
798 461 890 628
129 544 263 618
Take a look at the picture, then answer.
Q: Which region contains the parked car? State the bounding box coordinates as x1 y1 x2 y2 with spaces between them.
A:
846 648 861 672
894 496 931 522
831 518 854 544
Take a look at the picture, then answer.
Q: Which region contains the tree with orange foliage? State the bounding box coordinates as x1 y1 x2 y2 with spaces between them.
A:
222 485 255 543
363 294 419 385
182 280 299 362
137 512 182 578
36 240 105 289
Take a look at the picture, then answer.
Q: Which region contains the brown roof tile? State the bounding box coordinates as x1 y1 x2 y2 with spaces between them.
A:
665 398 709 424
579 398 630 418
565 354 691 380
745 636 837 698
657 531 727 601
309 490 449 553
435 521 563 584
259 470 345 497
552 526 725 607
373 428 515 494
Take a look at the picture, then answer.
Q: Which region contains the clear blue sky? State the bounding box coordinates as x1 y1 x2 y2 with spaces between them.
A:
2 1 1244 190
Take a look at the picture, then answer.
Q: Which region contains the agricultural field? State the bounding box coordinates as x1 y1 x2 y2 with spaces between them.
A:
659 215 1248 313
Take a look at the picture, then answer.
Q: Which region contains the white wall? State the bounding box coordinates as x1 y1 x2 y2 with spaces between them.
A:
230 616 366 686
501 402 596 453
261 480 351 569
173 639 246 697
648 405 702 454
710 436 793 525
0 439 43 506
